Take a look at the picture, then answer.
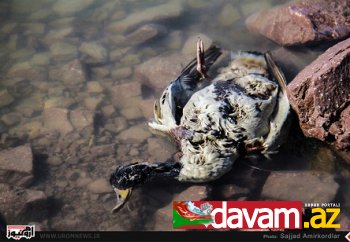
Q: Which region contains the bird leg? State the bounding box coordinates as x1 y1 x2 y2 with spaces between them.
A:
196 38 208 79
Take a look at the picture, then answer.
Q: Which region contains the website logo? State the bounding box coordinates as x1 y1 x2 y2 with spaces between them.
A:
6 225 35 240
173 201 302 230
345 232 350 242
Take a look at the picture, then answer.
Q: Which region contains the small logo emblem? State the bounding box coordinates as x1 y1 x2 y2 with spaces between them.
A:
345 232 350 242
6 225 35 240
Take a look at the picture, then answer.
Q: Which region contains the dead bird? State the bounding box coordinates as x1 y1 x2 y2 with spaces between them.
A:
109 39 290 212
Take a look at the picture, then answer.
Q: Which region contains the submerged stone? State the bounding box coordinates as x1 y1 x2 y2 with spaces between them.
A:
124 24 167 46
261 171 339 203
107 1 184 33
0 183 48 224
52 0 95 16
43 108 73 135
79 42 108 64
0 89 14 108
0 145 33 187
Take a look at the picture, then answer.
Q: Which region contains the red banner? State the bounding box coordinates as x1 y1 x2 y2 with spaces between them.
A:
173 201 303 230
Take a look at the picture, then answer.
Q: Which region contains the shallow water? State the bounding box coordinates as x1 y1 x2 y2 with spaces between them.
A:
0 0 349 231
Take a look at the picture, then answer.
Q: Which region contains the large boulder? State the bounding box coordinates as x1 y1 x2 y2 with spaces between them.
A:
287 38 350 149
246 0 350 46
0 145 33 187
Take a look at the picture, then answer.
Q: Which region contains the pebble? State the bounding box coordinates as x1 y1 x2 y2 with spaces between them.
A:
70 109 94 129
147 138 176 161
47 155 63 166
7 62 44 82
1 112 21 126
135 53 192 93
117 124 152 142
87 81 104 93
91 66 110 78
107 1 184 33
217 3 240 26
120 54 140 65
0 89 14 108
110 82 141 109
114 117 128 133
1 22 17 34
50 42 78 61
50 59 86 86
42 27 74 46
30 52 50 66
90 144 116 158
21 22 46 35
120 107 143 120
87 178 111 194
165 31 183 50
139 99 155 120
101 105 115 117
52 0 95 16
124 24 167 46
43 108 73 135
11 121 42 139
44 97 75 109
83 96 103 111
111 66 132 79
79 42 108 63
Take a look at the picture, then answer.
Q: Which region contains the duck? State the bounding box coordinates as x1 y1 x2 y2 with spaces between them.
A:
109 39 290 212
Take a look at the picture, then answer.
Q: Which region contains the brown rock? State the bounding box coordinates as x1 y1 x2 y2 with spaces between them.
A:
147 138 176 161
50 59 86 86
90 144 115 158
87 178 111 194
287 38 350 149
246 0 350 46
110 82 141 109
69 109 94 129
43 108 73 135
139 99 155 120
111 67 132 79
125 24 166 46
261 171 339 203
135 53 192 94
0 183 48 224
0 145 33 187
117 124 151 142
0 89 14 108
107 1 184 33
7 62 44 82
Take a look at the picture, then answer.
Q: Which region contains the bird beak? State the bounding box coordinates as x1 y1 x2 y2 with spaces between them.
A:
111 187 132 213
